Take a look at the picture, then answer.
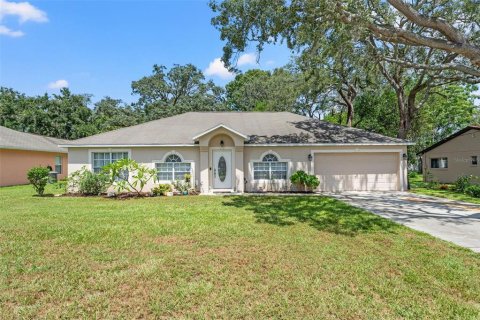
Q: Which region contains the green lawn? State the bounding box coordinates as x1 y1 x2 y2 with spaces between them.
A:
1 185 479 319
409 174 480 204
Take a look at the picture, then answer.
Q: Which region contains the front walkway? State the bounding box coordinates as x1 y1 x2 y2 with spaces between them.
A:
326 192 480 253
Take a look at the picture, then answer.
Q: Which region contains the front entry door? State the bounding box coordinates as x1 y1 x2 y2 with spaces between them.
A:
213 149 232 189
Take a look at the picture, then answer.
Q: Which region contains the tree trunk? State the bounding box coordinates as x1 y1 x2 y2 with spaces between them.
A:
346 102 354 127
338 89 355 127
396 90 410 139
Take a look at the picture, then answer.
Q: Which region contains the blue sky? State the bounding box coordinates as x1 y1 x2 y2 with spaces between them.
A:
0 0 292 104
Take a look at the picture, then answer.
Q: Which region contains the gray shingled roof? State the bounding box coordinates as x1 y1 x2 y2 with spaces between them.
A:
0 126 68 153
62 112 409 146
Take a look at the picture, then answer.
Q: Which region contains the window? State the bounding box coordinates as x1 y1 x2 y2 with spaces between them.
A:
472 156 478 166
431 157 448 169
92 152 128 173
55 156 62 173
253 153 287 180
156 154 191 181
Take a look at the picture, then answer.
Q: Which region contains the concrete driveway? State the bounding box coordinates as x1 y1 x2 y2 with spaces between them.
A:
326 192 480 253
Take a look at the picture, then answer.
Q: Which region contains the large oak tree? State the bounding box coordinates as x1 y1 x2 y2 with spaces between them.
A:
210 0 480 138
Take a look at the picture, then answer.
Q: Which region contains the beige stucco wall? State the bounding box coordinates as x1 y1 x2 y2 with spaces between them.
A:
68 147 200 192
422 129 480 183
243 146 311 192
197 128 246 193
0 149 68 187
243 145 407 192
66 143 408 193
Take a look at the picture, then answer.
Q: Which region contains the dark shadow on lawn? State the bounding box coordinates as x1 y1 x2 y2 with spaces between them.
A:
222 196 399 236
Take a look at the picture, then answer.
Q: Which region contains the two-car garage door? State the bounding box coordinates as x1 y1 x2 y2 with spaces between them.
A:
314 152 400 191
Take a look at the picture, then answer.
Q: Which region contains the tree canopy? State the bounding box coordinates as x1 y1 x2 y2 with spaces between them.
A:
132 64 227 120
210 0 480 137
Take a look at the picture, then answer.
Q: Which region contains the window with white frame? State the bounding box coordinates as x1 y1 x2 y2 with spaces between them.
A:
431 157 448 169
156 154 191 181
92 152 129 173
55 156 62 173
253 153 287 180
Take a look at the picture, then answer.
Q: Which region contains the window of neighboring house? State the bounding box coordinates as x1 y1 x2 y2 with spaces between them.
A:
253 153 288 180
472 156 478 166
431 157 448 169
156 154 191 181
92 152 129 173
55 156 62 173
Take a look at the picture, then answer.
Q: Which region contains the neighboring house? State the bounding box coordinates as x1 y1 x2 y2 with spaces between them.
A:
418 126 480 183
60 112 411 193
0 126 69 187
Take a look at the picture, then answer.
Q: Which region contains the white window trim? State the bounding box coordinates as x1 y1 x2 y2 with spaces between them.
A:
249 150 291 181
55 155 62 174
152 150 195 187
88 149 132 172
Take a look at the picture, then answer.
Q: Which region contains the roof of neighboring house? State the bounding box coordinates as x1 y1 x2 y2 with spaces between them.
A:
0 126 69 153
418 125 480 155
60 112 410 147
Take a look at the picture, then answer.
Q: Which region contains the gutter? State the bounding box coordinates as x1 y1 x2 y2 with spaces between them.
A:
59 142 414 148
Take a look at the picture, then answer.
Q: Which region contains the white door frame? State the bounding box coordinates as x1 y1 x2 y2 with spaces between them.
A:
210 147 235 191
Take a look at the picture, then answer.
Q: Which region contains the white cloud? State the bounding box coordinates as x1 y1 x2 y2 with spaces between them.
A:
48 79 69 89
0 25 23 37
0 0 48 23
204 58 235 80
237 53 257 66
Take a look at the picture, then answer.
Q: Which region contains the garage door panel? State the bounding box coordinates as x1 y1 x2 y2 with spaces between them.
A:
314 153 399 191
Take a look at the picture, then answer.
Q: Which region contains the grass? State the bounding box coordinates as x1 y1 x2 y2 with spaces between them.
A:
409 174 480 204
1 185 479 319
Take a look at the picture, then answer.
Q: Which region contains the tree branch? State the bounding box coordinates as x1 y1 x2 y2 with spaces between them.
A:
381 57 480 78
387 0 466 43
337 2 480 67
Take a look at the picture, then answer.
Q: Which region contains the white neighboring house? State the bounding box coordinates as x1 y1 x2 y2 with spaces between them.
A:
59 112 411 194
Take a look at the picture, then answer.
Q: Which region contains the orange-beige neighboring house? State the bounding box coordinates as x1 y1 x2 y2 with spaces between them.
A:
0 126 69 187
418 126 480 183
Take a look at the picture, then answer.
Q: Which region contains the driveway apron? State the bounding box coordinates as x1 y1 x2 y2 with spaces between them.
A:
325 192 480 253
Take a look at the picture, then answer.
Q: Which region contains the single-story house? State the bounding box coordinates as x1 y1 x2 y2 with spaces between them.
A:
418 125 480 183
60 112 411 194
0 126 69 187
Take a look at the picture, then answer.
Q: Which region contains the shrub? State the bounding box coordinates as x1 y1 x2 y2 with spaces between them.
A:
173 180 189 193
408 171 419 180
152 184 173 196
56 178 68 193
78 170 110 195
27 166 51 196
290 170 320 191
454 175 473 193
465 185 480 198
103 158 157 195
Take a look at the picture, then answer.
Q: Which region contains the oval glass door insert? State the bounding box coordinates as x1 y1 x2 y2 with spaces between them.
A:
218 156 227 182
